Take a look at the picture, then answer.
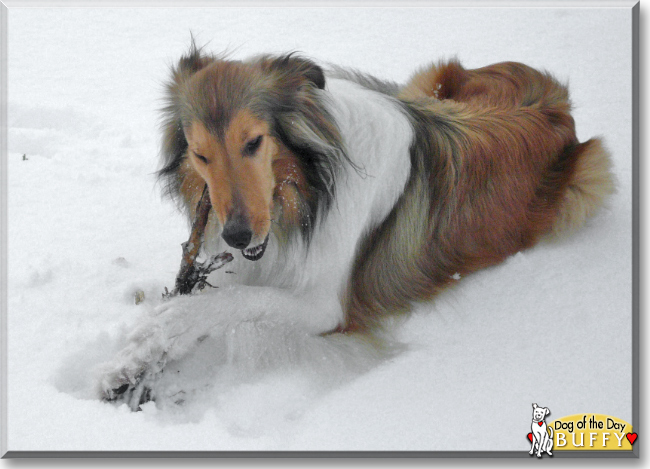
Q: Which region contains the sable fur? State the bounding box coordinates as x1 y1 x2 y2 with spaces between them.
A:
159 47 615 334
398 60 615 235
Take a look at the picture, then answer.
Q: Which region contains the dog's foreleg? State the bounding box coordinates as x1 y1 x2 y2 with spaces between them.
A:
529 438 536 455
536 432 545 458
529 427 537 455
96 285 342 408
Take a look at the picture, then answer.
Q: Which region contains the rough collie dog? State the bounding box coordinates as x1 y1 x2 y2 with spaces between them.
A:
96 45 614 409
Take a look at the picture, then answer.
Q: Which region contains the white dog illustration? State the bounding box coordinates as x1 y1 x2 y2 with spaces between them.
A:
530 403 554 457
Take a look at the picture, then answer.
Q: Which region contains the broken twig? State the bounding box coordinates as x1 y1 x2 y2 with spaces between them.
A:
164 184 233 298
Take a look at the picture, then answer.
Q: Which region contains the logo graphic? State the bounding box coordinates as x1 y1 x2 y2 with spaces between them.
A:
526 408 637 453
528 403 554 458
551 414 636 451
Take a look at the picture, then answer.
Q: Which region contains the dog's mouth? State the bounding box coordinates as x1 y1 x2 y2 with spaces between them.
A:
241 235 269 261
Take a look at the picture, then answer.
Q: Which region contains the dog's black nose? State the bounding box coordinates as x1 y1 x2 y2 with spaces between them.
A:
222 218 253 249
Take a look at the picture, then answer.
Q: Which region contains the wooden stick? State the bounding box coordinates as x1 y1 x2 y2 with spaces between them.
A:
168 185 218 296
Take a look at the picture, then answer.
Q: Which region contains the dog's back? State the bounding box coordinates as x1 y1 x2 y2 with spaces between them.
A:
399 60 615 238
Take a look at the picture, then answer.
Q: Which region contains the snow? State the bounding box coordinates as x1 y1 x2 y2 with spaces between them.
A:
3 3 636 458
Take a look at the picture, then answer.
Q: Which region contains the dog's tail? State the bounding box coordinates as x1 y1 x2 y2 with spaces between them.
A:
397 59 569 110
398 59 466 102
551 138 616 236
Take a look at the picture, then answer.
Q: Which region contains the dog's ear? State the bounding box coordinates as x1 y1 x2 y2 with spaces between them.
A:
294 57 326 90
173 39 214 83
532 403 538 409
262 53 326 90
158 39 215 205
545 408 550 416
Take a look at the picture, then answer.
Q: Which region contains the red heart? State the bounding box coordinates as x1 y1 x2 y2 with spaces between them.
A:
626 433 637 445
527 433 533 442
538 422 543 426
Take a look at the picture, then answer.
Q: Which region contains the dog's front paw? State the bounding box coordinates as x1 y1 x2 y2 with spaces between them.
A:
96 292 222 409
96 345 168 411
97 359 165 411
103 375 154 411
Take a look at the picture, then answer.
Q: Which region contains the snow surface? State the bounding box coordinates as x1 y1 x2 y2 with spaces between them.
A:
4 4 635 456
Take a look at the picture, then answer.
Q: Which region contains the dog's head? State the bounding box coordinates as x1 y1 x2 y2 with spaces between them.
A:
532 403 550 423
159 43 346 260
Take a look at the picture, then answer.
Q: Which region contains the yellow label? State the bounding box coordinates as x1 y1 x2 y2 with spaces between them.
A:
550 414 634 450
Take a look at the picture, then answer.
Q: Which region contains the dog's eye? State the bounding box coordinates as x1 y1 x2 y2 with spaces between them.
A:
194 153 208 164
243 135 263 157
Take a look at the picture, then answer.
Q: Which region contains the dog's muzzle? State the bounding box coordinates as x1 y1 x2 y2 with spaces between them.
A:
221 216 269 261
